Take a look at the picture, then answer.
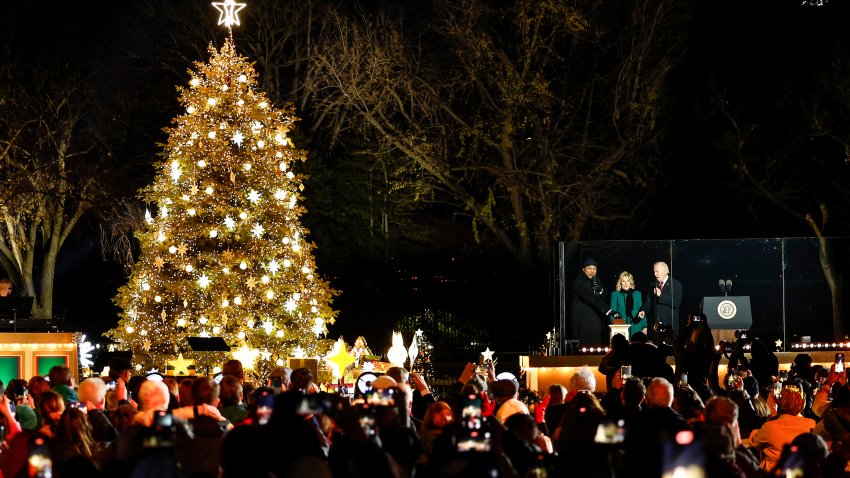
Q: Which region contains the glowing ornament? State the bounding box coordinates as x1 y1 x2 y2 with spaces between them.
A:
198 160 207 167
224 217 235 230
232 346 261 369
257 140 265 148
274 189 286 200
190 78 200 87
247 190 261 203
262 321 274 334
205 186 214 194
238 74 247 83
292 346 307 359
268 260 280 274
187 105 196 114
276 330 284 338
387 332 408 368
199 316 208 325
259 101 268 109
285 298 297 312
188 208 196 216
198 275 211 288
408 333 419 367
169 246 178 254
185 264 193 273
481 347 495 363
237 331 246 339
244 163 251 171
213 326 221 334
232 131 244 145
251 223 264 237
210 229 218 238
78 335 94 369
207 98 217 107
177 318 186 327
233 296 242 305
145 209 153 224
261 275 270 284
170 161 181 181
276 358 284 366
311 318 326 336
221 299 230 308
158 232 167 242
283 259 292 268
239 262 247 270
275 133 286 145
141 282 151 291
212 0 247 27
125 326 134 333
154 296 162 303
266 290 275 300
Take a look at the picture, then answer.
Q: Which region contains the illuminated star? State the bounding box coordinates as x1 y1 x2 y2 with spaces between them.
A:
775 339 783 349
247 189 261 203
232 131 244 145
177 244 188 257
143 340 152 352
154 257 165 270
268 259 280 274
190 184 199 195
325 339 356 379
198 274 211 289
211 0 247 27
167 354 195 376
232 345 261 369
224 216 236 230
221 249 235 262
246 277 257 290
274 189 286 201
481 347 495 362
285 298 297 312
251 223 264 237
292 346 307 359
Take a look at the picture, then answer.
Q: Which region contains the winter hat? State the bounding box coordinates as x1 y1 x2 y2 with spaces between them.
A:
581 258 598 268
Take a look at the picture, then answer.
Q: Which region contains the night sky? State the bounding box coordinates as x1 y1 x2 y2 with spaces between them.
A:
3 1 850 358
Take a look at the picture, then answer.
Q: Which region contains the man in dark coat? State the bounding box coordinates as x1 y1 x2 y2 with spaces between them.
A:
637 261 683 344
570 258 617 346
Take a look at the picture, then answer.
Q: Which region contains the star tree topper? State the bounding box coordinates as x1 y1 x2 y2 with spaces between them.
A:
212 0 247 28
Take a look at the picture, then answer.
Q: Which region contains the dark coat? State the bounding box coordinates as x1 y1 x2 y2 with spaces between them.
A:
640 276 683 330
570 272 611 346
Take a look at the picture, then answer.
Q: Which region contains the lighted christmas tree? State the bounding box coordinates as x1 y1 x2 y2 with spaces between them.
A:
106 26 337 374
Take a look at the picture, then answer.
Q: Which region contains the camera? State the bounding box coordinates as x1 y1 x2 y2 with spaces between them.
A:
734 329 749 340
654 322 672 334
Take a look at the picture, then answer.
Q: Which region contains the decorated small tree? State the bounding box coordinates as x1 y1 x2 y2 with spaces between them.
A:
106 13 337 374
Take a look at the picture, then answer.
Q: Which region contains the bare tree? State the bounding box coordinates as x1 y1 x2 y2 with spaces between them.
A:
310 0 691 266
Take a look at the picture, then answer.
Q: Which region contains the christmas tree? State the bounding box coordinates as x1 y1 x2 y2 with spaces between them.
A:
106 32 337 375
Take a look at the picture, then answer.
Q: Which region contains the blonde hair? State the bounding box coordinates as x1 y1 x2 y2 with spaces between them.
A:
616 271 635 291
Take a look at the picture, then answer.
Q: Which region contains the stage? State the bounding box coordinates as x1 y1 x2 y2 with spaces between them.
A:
520 351 841 394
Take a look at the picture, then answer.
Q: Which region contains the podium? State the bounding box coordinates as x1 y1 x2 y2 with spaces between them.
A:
610 323 631 343
701 296 753 344
186 337 230 377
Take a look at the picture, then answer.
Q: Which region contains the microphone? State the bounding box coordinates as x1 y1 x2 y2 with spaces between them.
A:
592 276 601 293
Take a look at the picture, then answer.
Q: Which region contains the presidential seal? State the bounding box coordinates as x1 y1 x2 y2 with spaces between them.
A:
717 300 737 320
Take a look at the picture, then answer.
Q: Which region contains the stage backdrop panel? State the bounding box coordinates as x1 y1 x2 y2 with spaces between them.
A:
0 333 78 383
0 356 22 384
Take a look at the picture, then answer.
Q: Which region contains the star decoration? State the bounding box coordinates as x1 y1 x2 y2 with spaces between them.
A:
415 329 424 336
161 310 167 320
246 277 257 290
481 347 495 362
268 259 280 274
274 189 286 201
166 354 196 376
325 339 356 379
232 345 260 369
221 249 235 262
292 346 307 359
251 223 264 237
154 257 165 270
247 190 261 203
224 216 236 230
775 339 783 349
285 298 297 312
177 244 188 257
198 274 211 288
190 184 199 195
211 0 247 27
232 131 245 145
143 340 152 352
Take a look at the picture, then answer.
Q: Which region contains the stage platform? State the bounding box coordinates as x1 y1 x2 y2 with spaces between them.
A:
520 351 841 394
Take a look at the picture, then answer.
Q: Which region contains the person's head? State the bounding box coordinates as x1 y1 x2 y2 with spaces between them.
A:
27 376 49 403
630 331 648 344
289 367 313 392
616 271 635 291
793 353 813 370
219 375 243 407
39 390 65 426
78 378 107 407
108 356 133 383
490 379 519 402
581 258 598 280
222 359 244 383
386 367 408 384
778 386 806 416
652 261 670 282
568 367 596 393
621 377 646 408
4 379 27 405
48 366 71 387
0 278 13 297
672 385 705 421
191 377 220 406
705 396 739 426
646 377 674 408
504 412 539 444
611 333 628 352
421 400 453 432
138 379 169 412
179 378 194 406
547 384 567 405
56 408 96 459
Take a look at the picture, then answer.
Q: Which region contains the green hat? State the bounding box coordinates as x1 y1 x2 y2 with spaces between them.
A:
14 404 37 430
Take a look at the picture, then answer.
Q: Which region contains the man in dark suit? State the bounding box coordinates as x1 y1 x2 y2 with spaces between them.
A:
637 261 683 344
570 258 618 346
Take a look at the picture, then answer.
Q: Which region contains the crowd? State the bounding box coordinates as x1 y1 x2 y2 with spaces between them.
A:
0 333 848 478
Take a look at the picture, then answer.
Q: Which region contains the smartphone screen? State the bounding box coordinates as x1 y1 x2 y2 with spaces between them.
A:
257 390 274 425
28 436 52 476
780 370 788 382
594 418 626 444
621 365 632 380
661 430 705 478
836 354 845 374
457 394 490 452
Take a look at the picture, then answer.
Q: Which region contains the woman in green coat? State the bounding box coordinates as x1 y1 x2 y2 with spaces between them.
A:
610 271 644 336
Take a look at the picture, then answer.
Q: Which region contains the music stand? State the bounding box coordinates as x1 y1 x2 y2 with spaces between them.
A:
186 337 231 377
0 297 34 332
